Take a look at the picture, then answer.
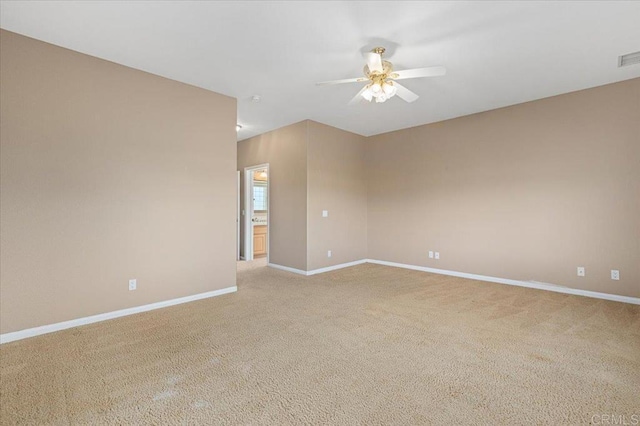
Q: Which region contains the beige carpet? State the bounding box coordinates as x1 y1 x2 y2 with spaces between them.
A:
1 263 639 425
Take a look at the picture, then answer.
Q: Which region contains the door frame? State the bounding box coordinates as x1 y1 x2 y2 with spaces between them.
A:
244 163 270 262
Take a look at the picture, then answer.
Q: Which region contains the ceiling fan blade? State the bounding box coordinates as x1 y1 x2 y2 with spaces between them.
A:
348 85 369 106
366 52 383 73
391 66 446 80
394 82 419 103
316 77 368 86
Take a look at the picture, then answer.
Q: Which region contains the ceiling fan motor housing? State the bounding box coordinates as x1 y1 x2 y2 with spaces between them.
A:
364 60 394 80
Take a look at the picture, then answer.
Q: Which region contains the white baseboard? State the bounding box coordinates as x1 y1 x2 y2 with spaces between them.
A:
307 259 368 276
5 259 635 345
366 259 640 305
268 259 368 276
0 286 238 345
267 263 308 275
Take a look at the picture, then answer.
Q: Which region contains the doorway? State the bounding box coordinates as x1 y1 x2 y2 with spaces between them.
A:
244 164 269 262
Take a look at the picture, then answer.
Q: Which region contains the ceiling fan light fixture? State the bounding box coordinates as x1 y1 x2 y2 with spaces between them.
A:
382 81 397 97
375 93 388 103
317 45 445 106
362 87 374 102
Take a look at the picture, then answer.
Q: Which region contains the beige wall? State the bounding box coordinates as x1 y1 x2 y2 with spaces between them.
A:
237 121 308 271
367 78 640 298
0 30 237 334
307 121 367 270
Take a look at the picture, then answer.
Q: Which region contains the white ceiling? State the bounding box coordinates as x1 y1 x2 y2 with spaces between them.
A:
1 1 639 140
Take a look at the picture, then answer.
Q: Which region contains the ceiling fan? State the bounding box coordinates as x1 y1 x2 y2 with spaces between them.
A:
316 47 446 105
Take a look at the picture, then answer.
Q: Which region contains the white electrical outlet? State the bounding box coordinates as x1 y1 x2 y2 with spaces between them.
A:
428 251 434 259
435 252 440 260
129 279 137 291
327 250 332 258
577 267 585 277
322 210 328 217
611 270 620 280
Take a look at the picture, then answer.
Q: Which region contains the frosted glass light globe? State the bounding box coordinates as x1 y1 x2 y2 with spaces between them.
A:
362 87 374 102
382 82 396 97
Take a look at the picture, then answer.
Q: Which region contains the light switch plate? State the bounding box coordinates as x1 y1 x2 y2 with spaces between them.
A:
322 210 328 217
